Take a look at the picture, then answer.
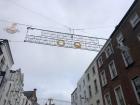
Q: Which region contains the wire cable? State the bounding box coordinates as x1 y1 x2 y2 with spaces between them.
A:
6 0 71 29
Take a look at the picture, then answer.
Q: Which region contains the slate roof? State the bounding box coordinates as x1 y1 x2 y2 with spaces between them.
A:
23 91 34 99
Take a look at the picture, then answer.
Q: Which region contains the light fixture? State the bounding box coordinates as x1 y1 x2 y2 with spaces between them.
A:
74 42 81 48
6 23 18 34
57 40 65 47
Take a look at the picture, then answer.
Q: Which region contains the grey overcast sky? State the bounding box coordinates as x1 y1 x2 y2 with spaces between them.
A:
0 0 134 104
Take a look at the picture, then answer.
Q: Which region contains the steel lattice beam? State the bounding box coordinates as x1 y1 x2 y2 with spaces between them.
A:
24 27 104 51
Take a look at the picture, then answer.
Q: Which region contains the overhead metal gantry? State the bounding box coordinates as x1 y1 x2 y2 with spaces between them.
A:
24 27 106 51
0 20 107 52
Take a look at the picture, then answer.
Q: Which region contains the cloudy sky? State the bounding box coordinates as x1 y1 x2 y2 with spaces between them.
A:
0 0 134 104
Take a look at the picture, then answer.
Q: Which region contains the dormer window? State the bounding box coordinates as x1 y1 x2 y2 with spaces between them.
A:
98 56 103 68
116 33 124 45
130 12 140 28
105 45 113 58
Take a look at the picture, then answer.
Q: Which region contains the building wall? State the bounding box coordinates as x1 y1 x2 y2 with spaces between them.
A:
96 0 140 105
0 39 14 71
72 60 103 105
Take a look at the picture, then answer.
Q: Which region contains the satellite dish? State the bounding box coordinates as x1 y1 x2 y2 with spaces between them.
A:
5 23 19 34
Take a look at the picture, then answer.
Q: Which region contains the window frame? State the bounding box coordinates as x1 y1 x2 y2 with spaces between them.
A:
88 85 92 98
105 45 113 58
108 60 118 79
114 85 126 105
104 92 112 105
94 79 98 94
98 56 103 68
130 12 140 28
121 50 133 67
87 73 90 81
131 76 140 104
100 70 107 87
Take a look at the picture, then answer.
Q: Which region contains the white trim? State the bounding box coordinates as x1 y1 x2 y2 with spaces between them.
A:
104 92 112 105
116 33 124 44
98 56 103 68
105 45 113 58
131 77 140 104
108 60 117 79
130 12 140 28
114 85 126 105
100 70 107 87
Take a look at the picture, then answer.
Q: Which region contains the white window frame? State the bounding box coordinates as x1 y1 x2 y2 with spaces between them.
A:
100 70 107 87
105 45 113 58
130 12 140 28
121 50 133 67
98 56 103 68
104 92 112 105
131 77 140 104
94 79 98 94
114 85 126 105
96 100 100 105
108 60 117 79
116 33 124 44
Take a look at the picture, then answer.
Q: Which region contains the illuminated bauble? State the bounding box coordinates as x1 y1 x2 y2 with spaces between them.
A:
74 42 81 48
6 23 18 34
57 40 65 47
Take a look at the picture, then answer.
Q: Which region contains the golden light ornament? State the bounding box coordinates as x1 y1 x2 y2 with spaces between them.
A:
74 42 81 48
6 23 18 34
57 40 65 47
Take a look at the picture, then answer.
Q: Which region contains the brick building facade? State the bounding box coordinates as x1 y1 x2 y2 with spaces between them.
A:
97 0 140 105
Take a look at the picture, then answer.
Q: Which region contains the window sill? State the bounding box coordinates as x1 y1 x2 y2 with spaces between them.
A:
132 21 140 30
111 75 118 80
125 61 135 69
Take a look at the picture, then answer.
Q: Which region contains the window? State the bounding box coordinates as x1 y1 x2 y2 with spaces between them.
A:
87 73 90 81
83 79 85 87
98 56 103 68
75 92 77 100
109 60 117 79
121 50 133 67
0 47 2 55
3 100 6 105
94 79 98 93
84 90 86 98
104 92 112 105
84 90 87 103
0 76 3 84
105 45 113 58
79 85 81 92
92 66 96 75
100 70 107 87
96 100 100 105
0 57 5 70
130 12 140 28
6 83 11 96
114 85 126 105
88 85 92 98
116 33 124 44
132 76 140 103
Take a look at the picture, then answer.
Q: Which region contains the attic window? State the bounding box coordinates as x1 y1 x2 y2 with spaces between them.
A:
130 12 140 28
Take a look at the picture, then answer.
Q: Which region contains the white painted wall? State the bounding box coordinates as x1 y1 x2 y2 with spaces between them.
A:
75 61 103 105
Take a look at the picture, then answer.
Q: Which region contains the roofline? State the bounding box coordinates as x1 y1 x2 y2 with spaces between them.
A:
85 0 137 73
71 88 77 95
110 0 137 38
